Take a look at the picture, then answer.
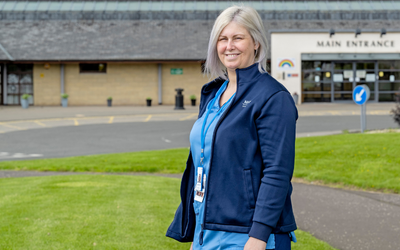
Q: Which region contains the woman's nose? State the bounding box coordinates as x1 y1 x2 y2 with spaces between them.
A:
227 39 235 50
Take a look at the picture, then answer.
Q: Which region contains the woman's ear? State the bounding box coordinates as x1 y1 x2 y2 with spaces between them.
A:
254 42 260 50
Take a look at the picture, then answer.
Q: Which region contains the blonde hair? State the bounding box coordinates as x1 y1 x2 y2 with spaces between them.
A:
204 5 268 79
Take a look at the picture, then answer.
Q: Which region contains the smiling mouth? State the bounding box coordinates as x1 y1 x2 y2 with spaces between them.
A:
226 54 240 57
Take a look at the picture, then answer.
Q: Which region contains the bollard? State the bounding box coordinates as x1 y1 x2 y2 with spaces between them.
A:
174 88 185 110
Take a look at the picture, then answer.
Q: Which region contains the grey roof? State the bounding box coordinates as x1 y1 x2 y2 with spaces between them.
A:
2 18 400 62
0 20 213 61
1 1 400 12
2 1 400 21
1 0 400 62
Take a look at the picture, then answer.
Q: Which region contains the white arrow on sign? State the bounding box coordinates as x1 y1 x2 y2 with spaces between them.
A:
355 89 365 102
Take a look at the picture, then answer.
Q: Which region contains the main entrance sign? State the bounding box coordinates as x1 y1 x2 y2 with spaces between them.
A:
317 40 395 48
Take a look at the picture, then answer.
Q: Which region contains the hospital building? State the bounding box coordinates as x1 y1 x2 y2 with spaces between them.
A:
1 0 399 106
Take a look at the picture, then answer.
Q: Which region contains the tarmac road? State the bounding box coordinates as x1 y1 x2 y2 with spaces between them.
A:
0 114 397 161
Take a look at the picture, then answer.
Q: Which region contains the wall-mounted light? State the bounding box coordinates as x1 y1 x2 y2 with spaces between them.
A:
355 28 361 38
329 28 335 38
380 28 386 38
44 63 50 69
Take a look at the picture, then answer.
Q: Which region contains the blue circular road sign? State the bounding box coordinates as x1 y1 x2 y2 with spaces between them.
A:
353 85 370 105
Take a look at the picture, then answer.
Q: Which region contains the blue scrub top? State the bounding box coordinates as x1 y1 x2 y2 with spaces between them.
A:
189 81 277 249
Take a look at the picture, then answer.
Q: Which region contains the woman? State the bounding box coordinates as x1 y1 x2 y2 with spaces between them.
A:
166 5 298 250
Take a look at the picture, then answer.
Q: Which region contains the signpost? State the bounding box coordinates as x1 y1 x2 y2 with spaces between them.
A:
353 85 370 133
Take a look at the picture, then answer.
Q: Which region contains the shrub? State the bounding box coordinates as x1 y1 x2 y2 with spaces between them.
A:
391 104 400 126
21 94 30 100
391 91 400 126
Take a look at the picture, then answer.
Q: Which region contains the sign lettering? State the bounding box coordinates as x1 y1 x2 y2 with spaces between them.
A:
317 40 395 48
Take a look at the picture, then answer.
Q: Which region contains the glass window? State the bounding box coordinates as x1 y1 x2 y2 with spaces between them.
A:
302 61 315 70
302 61 331 71
378 71 400 81
356 62 375 70
303 82 322 91
7 64 33 73
334 93 353 101
379 93 399 102
79 63 107 73
303 71 331 82
334 62 352 70
303 93 331 102
356 82 375 91
379 82 400 91
378 61 400 70
334 81 352 91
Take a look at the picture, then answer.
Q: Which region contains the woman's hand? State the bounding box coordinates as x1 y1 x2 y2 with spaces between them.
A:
189 242 193 250
244 237 267 250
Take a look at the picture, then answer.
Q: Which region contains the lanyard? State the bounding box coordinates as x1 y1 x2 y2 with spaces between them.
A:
199 80 234 166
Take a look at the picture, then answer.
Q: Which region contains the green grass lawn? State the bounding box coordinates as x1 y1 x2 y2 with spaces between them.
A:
0 133 399 193
0 175 336 250
294 133 400 193
0 148 189 173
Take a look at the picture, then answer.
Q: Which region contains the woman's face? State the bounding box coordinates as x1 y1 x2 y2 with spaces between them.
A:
217 21 258 73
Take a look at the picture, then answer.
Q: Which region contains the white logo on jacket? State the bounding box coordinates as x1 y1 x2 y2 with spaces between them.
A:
242 100 251 107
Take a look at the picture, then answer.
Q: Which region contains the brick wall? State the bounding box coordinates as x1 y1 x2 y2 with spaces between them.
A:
33 64 61 106
65 63 158 106
162 62 207 106
32 62 209 106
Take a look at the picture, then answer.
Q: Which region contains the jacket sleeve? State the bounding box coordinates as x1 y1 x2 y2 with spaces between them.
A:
165 151 196 242
248 90 298 242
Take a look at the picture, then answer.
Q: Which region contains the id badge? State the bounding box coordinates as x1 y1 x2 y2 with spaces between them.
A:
194 174 206 203
194 190 204 202
195 167 203 191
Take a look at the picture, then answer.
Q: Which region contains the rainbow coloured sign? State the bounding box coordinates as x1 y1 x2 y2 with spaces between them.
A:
277 58 296 70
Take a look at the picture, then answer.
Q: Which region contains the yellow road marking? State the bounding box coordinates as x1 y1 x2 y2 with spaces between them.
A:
0 122 25 130
108 116 114 124
74 119 79 126
34 120 46 127
144 115 152 122
179 113 197 121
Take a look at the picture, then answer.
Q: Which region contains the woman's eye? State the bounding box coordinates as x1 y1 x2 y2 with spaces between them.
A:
219 38 227 41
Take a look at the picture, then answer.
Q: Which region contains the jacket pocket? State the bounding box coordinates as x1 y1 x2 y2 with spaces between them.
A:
243 169 256 208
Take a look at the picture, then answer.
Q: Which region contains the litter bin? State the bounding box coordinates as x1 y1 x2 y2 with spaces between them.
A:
175 88 185 110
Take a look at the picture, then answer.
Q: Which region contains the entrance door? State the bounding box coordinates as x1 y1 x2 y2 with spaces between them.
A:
302 60 395 103
355 62 376 101
6 64 33 105
332 61 376 102
333 62 354 101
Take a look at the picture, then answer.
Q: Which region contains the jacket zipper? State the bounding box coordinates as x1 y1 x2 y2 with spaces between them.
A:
199 72 240 245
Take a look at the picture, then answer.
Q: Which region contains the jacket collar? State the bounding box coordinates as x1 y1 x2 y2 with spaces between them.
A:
202 63 264 95
235 63 264 85
202 77 225 94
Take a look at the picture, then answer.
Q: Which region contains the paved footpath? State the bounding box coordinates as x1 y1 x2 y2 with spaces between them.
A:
1 170 399 250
